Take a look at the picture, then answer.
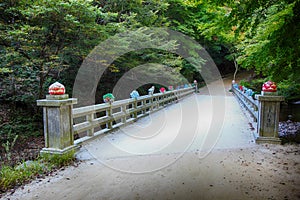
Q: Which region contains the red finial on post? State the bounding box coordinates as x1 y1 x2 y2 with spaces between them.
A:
262 81 277 92
49 82 65 95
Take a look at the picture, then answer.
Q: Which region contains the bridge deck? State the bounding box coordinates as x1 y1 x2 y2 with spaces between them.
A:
77 93 255 162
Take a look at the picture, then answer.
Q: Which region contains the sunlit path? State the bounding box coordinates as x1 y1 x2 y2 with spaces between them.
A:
77 93 255 162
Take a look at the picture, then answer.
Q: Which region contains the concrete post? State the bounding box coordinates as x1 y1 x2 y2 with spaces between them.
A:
37 94 78 154
86 113 94 137
121 105 126 124
133 100 138 119
150 97 154 112
193 80 198 93
256 94 284 144
106 105 113 129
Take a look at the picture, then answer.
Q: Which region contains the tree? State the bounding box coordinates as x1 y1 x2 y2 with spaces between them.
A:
193 0 300 100
0 0 104 104
165 0 236 77
86 1 196 101
95 0 169 27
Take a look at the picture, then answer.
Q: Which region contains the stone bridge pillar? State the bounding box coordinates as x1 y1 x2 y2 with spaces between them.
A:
256 94 284 144
37 91 78 155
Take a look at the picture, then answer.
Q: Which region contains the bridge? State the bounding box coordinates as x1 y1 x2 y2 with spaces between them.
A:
75 84 256 167
36 77 284 157
3 78 296 200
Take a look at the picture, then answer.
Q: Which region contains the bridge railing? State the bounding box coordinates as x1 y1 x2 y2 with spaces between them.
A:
73 87 194 145
37 87 195 154
231 85 259 123
231 83 284 144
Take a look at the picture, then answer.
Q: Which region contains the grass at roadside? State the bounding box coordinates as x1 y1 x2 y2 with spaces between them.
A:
0 151 75 194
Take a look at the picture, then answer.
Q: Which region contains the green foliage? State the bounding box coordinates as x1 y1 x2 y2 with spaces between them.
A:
92 26 203 100
0 68 12 74
40 151 75 168
1 130 18 162
0 151 75 192
191 0 300 100
98 0 169 27
0 114 41 143
235 1 299 78
0 160 47 192
0 109 42 166
239 78 267 92
239 76 300 101
0 0 104 102
1 0 299 105
165 0 235 76
277 80 300 102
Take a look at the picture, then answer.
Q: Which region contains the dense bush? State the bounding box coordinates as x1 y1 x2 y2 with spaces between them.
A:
278 80 300 102
239 78 300 102
239 78 267 93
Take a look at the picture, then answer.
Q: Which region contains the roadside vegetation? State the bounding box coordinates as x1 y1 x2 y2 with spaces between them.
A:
0 151 75 193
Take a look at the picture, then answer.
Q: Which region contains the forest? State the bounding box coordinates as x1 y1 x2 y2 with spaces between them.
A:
0 0 299 166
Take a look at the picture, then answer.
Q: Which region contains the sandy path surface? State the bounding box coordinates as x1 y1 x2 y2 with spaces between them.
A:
2 144 299 200
2 73 299 200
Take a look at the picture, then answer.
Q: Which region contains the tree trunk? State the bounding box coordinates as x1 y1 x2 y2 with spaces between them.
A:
38 72 45 100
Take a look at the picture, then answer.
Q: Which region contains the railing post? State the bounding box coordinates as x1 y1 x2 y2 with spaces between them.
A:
133 100 138 119
37 94 78 155
193 80 198 93
86 113 94 136
174 91 179 103
167 93 171 104
106 105 113 129
121 104 126 123
255 94 284 144
142 99 147 115
150 96 154 112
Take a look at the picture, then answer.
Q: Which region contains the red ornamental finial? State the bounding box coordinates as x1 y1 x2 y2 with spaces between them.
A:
49 82 65 95
160 87 166 93
262 80 277 92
